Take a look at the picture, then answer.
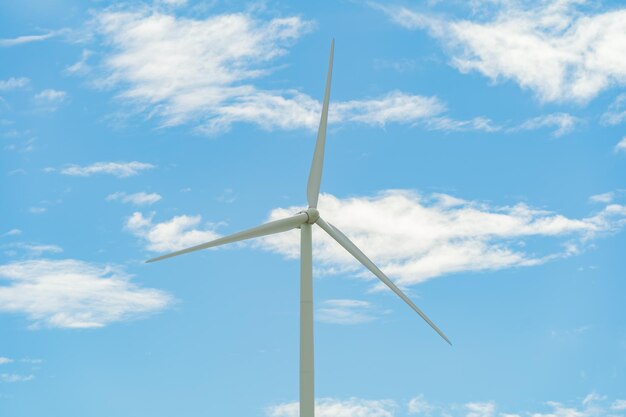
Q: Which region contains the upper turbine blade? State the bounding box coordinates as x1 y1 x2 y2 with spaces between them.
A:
146 213 309 263
306 39 334 209
316 217 451 345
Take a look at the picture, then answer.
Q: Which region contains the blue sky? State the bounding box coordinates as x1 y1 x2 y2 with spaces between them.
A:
1 0 626 416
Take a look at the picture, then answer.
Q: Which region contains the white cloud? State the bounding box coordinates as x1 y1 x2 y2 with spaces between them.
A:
86 7 480 134
83 7 589 135
466 402 495 417
21 358 43 364
511 113 581 137
0 373 33 382
34 89 67 110
156 0 187 6
268 394 626 417
316 299 384 325
125 212 220 252
425 116 501 133
601 93 626 125
424 113 583 136
0 77 30 91
0 32 58 47
0 357 13 365
92 8 313 131
59 161 155 177
615 137 626 153
259 191 626 287
374 58 417 73
589 192 614 204
107 191 162 206
268 398 396 417
28 207 47 215
0 259 173 329
404 393 617 417
1 229 21 238
202 90 448 133
66 49 93 75
612 399 626 411
582 392 606 406
6 243 64 256
379 2 626 103
407 395 436 416
333 92 445 126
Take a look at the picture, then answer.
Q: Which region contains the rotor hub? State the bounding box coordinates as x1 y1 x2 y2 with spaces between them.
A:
304 208 320 224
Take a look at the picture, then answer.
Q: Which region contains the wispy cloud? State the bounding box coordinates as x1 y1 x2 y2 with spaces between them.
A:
0 357 13 365
0 259 173 329
612 399 626 411
21 358 43 365
156 0 188 6
405 392 621 417
268 392 626 417
509 113 582 137
268 397 396 417
85 7 491 134
377 2 626 103
615 137 626 154
601 93 626 125
65 49 93 75
407 395 436 416
0 31 59 47
1 229 22 238
107 191 162 206
3 242 63 256
332 92 444 126
121 191 626 287
589 192 614 204
424 116 501 133
316 299 386 325
57 161 155 178
465 401 495 417
260 191 626 287
91 8 314 132
125 212 221 252
0 77 30 91
0 373 34 383
82 7 587 136
34 89 68 111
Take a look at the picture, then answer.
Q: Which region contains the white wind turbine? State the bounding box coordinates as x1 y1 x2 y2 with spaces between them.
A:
147 40 451 417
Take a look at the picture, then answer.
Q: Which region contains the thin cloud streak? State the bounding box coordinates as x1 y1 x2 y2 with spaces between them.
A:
107 191 162 206
57 161 155 178
0 373 34 382
316 299 385 325
0 31 59 47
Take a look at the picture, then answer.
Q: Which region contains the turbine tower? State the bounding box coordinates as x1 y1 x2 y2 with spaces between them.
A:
147 40 450 417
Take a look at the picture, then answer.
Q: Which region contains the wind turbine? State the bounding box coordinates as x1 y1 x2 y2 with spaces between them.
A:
147 40 451 417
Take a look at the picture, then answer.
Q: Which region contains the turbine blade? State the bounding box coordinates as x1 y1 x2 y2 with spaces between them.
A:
316 217 451 345
306 39 334 209
146 213 309 263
